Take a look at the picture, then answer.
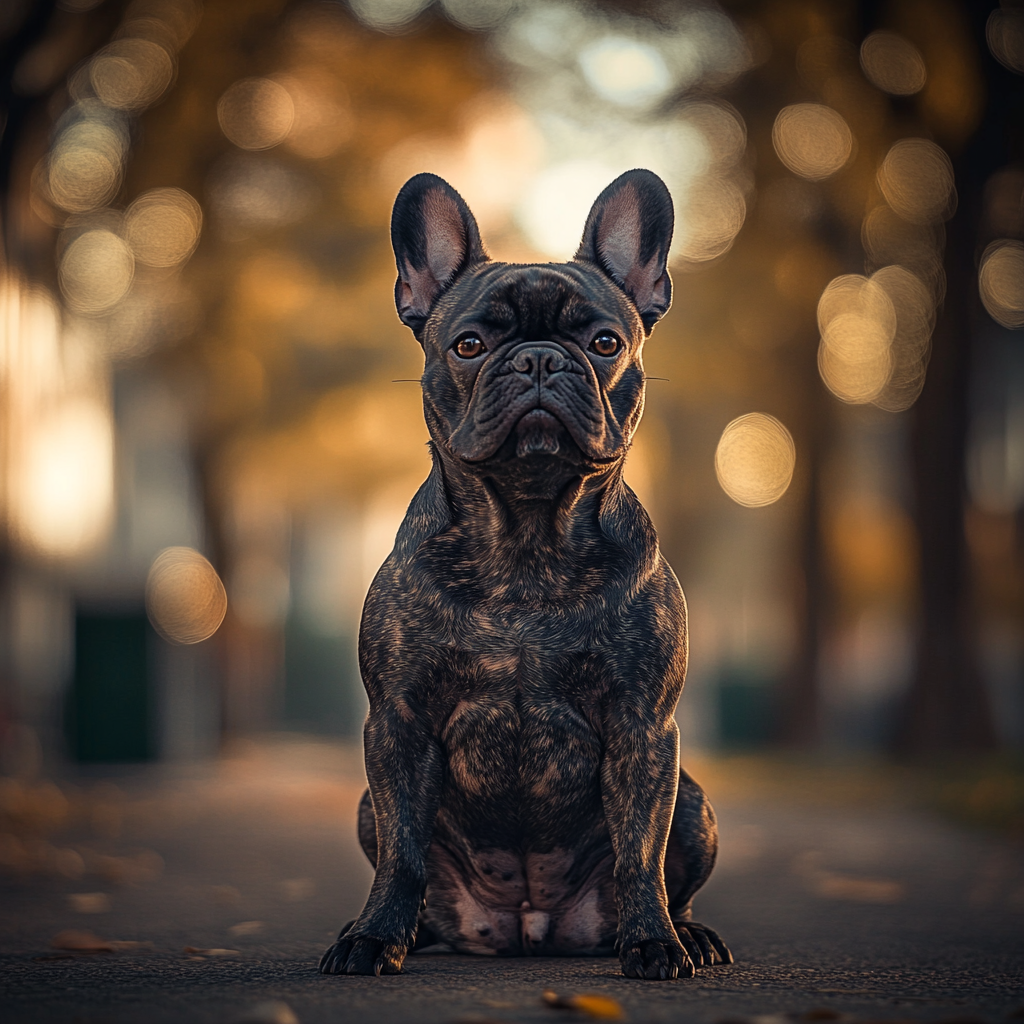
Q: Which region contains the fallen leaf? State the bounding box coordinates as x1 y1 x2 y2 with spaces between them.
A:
542 990 623 1019
210 884 242 905
814 873 905 903
280 877 315 901
183 946 241 957
228 920 264 936
231 1000 299 1024
51 929 113 952
68 892 111 913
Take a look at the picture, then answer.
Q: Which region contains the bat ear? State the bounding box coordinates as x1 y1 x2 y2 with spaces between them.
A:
574 169 674 333
391 173 488 336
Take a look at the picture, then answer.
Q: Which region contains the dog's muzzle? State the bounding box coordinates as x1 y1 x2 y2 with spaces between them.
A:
448 340 611 462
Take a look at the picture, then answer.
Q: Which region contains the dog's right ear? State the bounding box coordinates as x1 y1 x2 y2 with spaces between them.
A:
391 173 487 336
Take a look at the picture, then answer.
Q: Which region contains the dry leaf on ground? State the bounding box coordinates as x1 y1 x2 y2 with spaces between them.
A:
228 919 264 936
231 1000 299 1024
542 990 624 1019
68 892 111 913
50 929 113 952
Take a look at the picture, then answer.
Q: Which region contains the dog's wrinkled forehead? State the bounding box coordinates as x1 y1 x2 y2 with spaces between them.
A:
437 263 638 343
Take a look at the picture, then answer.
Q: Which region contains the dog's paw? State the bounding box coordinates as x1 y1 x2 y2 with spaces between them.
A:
674 921 733 968
318 932 407 976
620 938 692 980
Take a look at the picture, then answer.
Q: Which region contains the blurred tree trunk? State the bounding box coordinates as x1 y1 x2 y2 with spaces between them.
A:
778 360 830 748
894 194 994 754
892 1 1010 756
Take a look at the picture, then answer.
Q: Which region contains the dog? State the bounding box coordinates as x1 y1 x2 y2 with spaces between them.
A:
319 169 731 981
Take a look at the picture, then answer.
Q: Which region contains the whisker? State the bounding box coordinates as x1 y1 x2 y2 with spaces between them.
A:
644 376 670 382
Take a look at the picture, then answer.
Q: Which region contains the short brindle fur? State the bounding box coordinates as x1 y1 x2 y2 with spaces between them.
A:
319 169 732 980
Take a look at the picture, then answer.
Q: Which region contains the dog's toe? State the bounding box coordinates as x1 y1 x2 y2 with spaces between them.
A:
620 938 691 981
318 940 351 975
319 935 408 976
675 922 733 967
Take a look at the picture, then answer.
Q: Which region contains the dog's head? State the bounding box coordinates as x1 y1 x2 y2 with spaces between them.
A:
391 169 673 470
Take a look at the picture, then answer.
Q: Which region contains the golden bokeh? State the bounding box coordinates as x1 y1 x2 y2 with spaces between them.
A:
978 240 1024 329
89 38 175 111
871 264 934 412
987 8 1024 74
217 78 295 151
772 103 853 181
715 412 796 508
58 229 135 315
680 101 747 168
146 547 228 645
125 187 202 267
48 117 126 213
877 139 955 225
276 72 353 160
859 31 927 96
817 275 896 404
675 176 746 263
861 204 945 296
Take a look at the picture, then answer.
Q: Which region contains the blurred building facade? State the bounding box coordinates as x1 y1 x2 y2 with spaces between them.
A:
1 0 1022 768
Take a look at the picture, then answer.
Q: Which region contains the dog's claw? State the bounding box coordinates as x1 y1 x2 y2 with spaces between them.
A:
674 921 733 968
318 934 408 976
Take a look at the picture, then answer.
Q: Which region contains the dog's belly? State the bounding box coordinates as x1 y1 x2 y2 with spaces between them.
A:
424 674 616 955
423 841 616 955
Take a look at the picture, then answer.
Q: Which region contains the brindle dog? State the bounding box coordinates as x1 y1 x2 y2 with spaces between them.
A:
319 169 731 981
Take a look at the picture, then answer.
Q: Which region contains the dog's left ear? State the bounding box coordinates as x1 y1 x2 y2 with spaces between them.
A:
391 173 488 336
575 169 673 333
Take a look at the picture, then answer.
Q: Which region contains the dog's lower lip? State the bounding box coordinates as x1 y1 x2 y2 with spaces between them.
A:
516 409 561 430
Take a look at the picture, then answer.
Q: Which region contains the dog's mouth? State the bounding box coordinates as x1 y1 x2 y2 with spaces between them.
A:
514 408 566 458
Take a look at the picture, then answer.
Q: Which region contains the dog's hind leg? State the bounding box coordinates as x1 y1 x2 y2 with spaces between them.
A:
357 788 378 866
664 768 733 968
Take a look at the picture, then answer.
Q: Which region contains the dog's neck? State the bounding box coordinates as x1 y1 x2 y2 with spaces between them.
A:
436 448 630 566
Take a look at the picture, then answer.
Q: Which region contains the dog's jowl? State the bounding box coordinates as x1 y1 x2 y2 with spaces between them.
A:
319 169 732 981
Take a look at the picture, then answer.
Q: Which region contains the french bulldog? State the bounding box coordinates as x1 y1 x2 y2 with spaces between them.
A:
319 169 730 980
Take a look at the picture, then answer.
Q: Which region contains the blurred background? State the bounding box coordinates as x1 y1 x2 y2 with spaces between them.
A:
1 0 1023 784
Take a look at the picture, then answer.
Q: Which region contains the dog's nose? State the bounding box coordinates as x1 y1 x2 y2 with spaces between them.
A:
510 345 569 381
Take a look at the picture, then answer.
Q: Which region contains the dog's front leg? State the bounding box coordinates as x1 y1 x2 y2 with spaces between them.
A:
601 712 690 980
319 704 442 976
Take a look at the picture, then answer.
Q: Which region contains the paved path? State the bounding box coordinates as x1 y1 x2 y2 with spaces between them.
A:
1 739 1022 1023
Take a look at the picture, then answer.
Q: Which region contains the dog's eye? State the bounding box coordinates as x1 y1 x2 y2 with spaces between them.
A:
589 332 620 357
454 336 486 359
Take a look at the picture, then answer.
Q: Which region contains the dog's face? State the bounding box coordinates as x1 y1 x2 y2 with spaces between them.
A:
390 170 674 470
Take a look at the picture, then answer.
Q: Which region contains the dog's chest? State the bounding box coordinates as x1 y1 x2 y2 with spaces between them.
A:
438 648 604 815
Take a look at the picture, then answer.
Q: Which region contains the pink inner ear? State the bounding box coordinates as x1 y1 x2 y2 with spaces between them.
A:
596 188 642 283
424 191 467 287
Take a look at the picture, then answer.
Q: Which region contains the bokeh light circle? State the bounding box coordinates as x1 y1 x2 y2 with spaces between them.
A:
217 78 295 151
90 38 175 111
146 547 228 645
48 119 127 213
578 35 673 109
675 177 746 263
877 139 955 224
715 413 796 508
859 31 926 95
58 230 135 315
125 187 202 267
986 8 1024 74
816 274 897 404
772 103 853 181
979 240 1024 329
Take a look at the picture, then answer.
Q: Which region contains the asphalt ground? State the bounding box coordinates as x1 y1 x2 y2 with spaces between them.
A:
1 738 1022 1024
